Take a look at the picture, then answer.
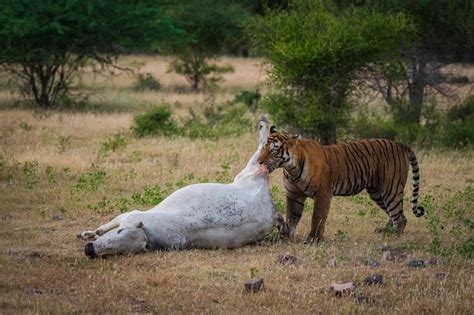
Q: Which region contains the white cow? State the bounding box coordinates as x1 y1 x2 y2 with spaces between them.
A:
78 117 279 258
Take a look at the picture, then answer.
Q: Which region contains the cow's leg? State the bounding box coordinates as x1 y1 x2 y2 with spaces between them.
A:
77 211 143 240
77 220 120 240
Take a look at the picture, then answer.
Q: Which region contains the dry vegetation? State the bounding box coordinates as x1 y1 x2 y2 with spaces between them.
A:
0 56 473 314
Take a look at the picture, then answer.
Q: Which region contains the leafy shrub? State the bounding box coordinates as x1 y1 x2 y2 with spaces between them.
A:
232 89 261 112
442 119 474 148
56 135 72 153
132 73 161 91
442 97 474 148
100 134 129 157
350 106 468 147
22 160 39 189
426 184 474 259
182 103 252 139
132 106 179 137
129 174 195 208
131 184 165 206
45 166 57 184
71 164 107 193
352 112 398 140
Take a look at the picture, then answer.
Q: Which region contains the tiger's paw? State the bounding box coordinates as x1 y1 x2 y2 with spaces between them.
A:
374 225 398 235
304 236 323 245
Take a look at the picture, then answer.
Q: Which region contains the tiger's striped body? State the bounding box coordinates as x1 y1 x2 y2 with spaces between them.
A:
257 130 424 243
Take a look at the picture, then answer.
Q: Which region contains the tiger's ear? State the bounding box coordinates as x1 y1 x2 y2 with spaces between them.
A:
286 134 301 149
270 125 278 134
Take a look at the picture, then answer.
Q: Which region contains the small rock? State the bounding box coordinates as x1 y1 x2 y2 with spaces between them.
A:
1 213 13 221
330 281 356 297
365 258 380 268
326 258 337 267
356 295 376 304
26 287 43 295
29 251 44 258
363 274 383 286
244 278 264 293
276 254 298 265
407 259 425 268
428 257 447 266
381 247 407 262
52 214 64 221
435 272 449 280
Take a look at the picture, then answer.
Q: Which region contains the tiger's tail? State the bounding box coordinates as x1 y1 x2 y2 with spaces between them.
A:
408 149 425 217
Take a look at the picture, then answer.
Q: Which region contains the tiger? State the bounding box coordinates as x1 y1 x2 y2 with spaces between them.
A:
257 126 425 243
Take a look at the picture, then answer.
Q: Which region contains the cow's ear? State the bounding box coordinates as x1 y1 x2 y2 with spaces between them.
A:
270 125 278 134
135 221 144 229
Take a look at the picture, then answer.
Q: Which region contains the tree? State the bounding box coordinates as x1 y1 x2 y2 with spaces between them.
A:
0 0 177 108
166 0 250 92
364 0 474 124
247 1 415 143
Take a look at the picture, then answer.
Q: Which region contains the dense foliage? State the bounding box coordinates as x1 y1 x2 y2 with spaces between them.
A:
247 1 415 143
166 0 249 91
0 0 177 107
362 0 474 124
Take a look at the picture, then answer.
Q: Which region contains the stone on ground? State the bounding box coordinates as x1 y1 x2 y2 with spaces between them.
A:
407 259 426 268
244 278 264 293
363 274 383 286
276 254 298 265
330 281 356 297
381 247 407 261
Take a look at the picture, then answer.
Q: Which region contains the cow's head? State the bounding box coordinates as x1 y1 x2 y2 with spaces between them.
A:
84 222 147 258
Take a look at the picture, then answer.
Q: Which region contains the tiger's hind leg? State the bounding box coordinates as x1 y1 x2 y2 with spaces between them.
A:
382 184 407 234
368 188 393 234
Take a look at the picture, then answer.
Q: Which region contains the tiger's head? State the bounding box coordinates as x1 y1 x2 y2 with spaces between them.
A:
257 126 298 173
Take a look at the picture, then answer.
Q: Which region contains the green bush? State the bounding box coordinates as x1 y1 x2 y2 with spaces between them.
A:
183 103 252 139
131 106 178 137
132 73 161 91
99 134 129 157
350 104 474 148
442 97 474 148
352 112 398 140
442 119 474 148
233 89 261 112
426 184 474 259
246 2 415 143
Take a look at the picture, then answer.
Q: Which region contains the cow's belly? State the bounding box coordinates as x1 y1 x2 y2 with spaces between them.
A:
186 220 272 248
146 182 274 249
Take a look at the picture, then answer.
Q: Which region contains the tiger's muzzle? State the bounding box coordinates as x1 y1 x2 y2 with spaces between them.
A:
258 160 277 173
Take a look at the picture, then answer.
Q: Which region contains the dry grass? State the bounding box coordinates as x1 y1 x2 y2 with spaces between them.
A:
0 57 473 314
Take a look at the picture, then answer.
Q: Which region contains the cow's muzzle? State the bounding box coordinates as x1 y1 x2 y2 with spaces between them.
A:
84 242 98 259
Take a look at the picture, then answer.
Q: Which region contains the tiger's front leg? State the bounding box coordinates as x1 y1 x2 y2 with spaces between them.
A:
286 194 306 241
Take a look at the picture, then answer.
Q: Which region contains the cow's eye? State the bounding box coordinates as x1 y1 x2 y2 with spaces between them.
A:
117 228 123 234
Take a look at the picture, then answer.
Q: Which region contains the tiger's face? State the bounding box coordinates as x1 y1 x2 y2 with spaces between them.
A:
257 127 292 173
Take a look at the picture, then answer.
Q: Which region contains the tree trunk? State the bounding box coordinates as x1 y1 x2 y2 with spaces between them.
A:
319 123 336 145
407 53 426 124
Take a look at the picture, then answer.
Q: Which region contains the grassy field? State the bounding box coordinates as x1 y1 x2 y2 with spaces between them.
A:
0 56 473 314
